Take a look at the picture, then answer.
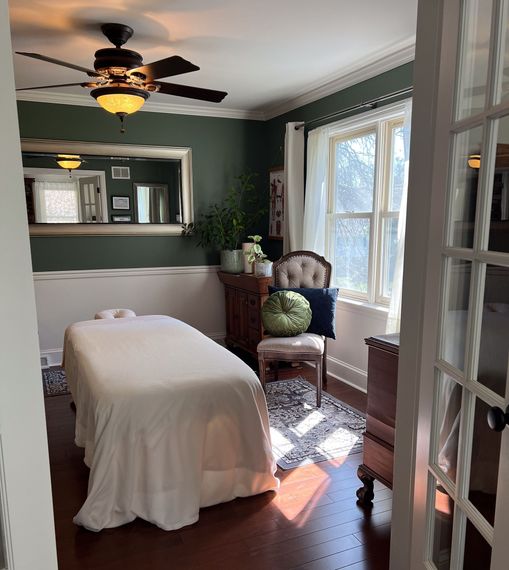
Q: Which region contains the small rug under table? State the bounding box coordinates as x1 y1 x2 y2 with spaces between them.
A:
42 367 70 397
266 377 365 470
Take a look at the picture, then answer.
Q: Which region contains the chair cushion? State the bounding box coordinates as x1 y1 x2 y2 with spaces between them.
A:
258 333 324 355
261 291 312 337
269 286 338 339
275 254 328 288
94 309 137 320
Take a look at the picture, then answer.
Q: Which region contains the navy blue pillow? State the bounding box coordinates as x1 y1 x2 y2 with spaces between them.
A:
268 286 339 339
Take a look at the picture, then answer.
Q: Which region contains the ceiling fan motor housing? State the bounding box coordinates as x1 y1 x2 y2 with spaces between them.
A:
94 48 143 74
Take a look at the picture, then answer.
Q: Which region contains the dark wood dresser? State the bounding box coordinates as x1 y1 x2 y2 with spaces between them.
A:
357 333 399 504
217 272 272 357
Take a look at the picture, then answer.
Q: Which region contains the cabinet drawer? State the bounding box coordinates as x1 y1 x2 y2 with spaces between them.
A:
363 433 394 487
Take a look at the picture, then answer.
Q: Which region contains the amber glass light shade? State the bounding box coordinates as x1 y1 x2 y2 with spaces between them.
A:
93 88 148 115
56 154 82 170
468 154 481 169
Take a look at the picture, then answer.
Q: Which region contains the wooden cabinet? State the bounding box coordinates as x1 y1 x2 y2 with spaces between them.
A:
218 272 272 356
357 333 399 504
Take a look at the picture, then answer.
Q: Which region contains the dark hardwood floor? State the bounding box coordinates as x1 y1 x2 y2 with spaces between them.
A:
44 367 391 570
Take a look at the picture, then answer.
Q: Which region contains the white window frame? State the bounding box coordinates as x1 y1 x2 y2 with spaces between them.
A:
326 101 409 306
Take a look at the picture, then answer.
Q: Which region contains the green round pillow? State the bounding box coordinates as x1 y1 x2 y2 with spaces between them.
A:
262 291 312 337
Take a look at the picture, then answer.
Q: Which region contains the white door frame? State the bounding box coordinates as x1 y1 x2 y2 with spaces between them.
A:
0 0 58 567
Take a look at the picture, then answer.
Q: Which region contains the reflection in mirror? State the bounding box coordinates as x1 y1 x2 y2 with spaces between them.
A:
22 140 193 236
134 183 177 224
23 153 181 225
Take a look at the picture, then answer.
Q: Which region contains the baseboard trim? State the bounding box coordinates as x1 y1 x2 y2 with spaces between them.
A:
41 330 226 368
326 355 367 393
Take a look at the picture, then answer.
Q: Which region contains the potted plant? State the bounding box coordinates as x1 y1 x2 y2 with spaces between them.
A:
183 173 266 273
244 235 273 277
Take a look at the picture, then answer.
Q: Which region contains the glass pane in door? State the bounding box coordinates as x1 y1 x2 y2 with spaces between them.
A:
488 115 509 252
477 265 509 397
435 373 462 484
455 0 494 119
431 478 455 569
463 519 492 569
448 127 483 248
498 16 509 103
468 397 502 525
441 259 472 371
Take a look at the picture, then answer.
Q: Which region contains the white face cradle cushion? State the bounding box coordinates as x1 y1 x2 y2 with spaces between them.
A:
94 309 137 320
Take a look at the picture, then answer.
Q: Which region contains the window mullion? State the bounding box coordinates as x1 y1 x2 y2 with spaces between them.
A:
371 121 386 304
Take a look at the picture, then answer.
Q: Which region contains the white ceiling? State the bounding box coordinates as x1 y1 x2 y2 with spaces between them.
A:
9 0 417 119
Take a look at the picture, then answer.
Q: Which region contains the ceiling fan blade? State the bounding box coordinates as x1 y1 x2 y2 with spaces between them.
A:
16 52 101 77
155 81 227 103
16 82 89 91
130 56 199 81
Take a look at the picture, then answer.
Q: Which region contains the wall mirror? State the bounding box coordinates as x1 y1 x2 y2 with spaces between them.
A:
22 139 193 236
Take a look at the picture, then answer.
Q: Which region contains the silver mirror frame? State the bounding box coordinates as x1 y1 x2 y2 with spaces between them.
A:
22 139 193 236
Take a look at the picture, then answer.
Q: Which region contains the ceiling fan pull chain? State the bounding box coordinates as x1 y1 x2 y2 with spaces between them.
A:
118 113 126 134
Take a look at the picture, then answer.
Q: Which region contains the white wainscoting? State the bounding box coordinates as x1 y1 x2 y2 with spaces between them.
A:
326 299 389 392
33 265 226 366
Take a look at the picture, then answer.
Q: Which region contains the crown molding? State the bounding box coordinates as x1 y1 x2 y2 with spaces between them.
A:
16 90 266 121
16 39 415 122
263 37 415 120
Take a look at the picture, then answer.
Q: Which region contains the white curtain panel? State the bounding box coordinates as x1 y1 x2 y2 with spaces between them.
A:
386 100 413 334
303 126 329 256
283 122 305 253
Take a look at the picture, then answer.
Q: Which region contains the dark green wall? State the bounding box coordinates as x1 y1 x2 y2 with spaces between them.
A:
18 101 268 270
263 62 414 261
19 61 413 271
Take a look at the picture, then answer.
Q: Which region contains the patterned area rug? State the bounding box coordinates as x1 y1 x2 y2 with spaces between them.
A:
266 377 365 470
42 368 70 397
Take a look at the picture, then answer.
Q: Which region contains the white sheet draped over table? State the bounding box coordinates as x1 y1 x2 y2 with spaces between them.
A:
63 315 278 531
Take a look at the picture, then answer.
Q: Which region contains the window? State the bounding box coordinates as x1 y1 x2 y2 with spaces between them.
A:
327 107 407 305
34 180 80 223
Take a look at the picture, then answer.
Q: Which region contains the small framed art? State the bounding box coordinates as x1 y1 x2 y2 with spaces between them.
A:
269 166 284 239
111 215 132 223
112 196 130 210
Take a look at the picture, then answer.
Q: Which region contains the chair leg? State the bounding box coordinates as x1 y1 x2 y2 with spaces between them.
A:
323 339 328 389
258 355 266 392
274 360 279 382
316 357 322 407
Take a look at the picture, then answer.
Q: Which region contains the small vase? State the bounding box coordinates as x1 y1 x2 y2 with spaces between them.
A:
220 249 244 273
255 261 273 277
242 243 253 273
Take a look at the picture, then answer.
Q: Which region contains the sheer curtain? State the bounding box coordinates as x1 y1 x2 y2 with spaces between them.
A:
283 122 305 253
386 100 413 333
302 126 329 256
33 180 80 223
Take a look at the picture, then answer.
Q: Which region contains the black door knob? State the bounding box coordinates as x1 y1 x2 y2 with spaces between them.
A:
487 405 509 432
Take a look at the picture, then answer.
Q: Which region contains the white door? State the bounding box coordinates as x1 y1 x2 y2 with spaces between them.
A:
392 0 509 568
78 175 102 222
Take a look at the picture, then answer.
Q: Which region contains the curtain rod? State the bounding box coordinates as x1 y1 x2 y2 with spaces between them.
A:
294 86 413 130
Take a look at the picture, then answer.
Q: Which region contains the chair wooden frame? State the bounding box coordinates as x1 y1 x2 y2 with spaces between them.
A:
258 250 332 407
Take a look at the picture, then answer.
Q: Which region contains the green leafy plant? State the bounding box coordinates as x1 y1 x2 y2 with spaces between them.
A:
244 234 269 264
182 173 265 250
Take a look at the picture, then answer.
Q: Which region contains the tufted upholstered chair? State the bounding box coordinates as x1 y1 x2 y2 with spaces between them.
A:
94 309 137 319
257 250 332 407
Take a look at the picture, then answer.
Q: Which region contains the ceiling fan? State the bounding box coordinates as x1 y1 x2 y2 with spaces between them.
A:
16 23 228 132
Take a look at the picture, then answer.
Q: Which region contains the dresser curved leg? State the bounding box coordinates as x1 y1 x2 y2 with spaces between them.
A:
356 465 375 505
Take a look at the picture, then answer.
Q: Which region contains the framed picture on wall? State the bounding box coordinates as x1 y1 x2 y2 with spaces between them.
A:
112 196 130 210
111 215 132 223
269 166 284 240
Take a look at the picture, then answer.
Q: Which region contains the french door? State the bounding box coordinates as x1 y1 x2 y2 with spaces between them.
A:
399 0 509 568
